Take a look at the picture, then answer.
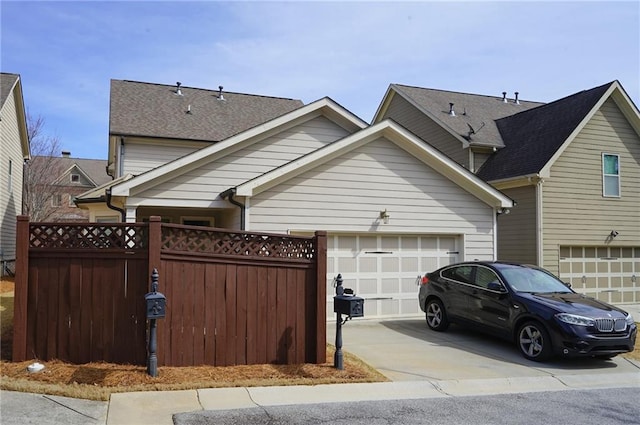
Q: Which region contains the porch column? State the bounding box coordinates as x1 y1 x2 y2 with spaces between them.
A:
125 206 137 223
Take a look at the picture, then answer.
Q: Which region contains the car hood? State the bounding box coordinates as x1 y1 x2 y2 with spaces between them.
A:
521 292 629 318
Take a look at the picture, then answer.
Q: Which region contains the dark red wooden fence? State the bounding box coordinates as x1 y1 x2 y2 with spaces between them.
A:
12 216 327 366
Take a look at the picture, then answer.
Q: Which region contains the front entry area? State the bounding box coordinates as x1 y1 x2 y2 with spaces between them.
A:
326 234 461 319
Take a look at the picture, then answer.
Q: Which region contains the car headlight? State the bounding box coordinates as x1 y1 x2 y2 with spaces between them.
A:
555 313 595 327
626 314 635 326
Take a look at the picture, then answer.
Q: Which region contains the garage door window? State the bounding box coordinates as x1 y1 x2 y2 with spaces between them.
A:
602 153 620 197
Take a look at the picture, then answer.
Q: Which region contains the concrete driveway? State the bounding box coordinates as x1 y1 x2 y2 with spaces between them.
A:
329 317 640 382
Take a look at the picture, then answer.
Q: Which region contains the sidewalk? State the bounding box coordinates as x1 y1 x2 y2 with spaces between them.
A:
106 371 640 425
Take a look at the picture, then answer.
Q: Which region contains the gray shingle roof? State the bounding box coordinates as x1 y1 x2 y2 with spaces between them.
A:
1 73 19 108
109 80 304 141
477 82 614 181
392 84 544 148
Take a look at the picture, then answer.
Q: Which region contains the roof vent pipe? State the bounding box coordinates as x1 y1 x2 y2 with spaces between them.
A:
502 92 507 103
514 92 520 105
175 82 182 96
448 103 455 116
218 85 225 101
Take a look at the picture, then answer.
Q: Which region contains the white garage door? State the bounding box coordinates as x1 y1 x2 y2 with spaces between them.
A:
326 234 461 319
559 246 640 304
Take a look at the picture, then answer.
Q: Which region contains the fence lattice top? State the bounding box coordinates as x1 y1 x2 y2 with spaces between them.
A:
29 224 147 250
161 225 316 260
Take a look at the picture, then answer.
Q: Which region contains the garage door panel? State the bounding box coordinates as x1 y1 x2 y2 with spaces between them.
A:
327 234 461 319
559 246 639 305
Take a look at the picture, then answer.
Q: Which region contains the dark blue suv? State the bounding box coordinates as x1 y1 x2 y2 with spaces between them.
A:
418 261 637 361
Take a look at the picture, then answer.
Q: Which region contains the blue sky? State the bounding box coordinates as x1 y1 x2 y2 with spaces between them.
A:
2 1 639 160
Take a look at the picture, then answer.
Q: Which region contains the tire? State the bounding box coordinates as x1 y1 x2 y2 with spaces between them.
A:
425 299 449 331
517 321 553 362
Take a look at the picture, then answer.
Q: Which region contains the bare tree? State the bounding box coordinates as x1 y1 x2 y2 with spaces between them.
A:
22 113 64 221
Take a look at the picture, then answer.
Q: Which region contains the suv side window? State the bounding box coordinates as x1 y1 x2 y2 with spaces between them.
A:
441 265 473 284
475 266 500 289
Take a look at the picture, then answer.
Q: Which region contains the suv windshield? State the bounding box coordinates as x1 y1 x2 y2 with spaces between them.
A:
498 266 572 294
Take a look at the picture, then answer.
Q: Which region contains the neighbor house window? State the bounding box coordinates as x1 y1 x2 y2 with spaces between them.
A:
602 153 620 197
52 194 62 207
71 174 80 182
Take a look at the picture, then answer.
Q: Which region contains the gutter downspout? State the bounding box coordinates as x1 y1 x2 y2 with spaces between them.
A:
220 188 246 230
535 177 544 267
106 188 126 222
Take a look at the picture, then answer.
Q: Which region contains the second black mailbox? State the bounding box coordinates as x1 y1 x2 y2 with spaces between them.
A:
334 293 364 318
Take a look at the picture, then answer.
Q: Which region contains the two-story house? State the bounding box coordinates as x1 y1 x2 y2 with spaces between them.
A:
77 79 513 319
28 152 110 222
374 81 640 305
0 73 30 275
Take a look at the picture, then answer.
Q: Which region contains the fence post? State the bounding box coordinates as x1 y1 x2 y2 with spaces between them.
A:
12 216 29 361
148 216 162 279
314 230 327 363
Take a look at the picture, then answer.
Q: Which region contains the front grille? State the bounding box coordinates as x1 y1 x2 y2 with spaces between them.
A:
595 318 627 333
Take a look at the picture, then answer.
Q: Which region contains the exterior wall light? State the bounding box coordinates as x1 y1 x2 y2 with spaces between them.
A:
379 209 390 224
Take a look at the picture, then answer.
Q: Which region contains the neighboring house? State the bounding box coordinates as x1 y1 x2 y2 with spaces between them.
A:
77 79 513 319
374 81 640 305
0 73 30 274
29 152 110 221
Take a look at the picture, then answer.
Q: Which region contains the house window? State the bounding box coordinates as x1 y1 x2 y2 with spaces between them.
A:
68 195 76 207
602 153 620 197
52 194 62 207
182 217 214 227
70 174 80 183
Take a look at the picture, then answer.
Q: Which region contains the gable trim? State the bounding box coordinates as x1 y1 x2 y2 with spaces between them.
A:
110 97 367 197
234 119 513 209
539 81 639 176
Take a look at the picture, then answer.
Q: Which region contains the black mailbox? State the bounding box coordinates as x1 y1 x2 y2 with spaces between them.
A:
334 294 364 318
145 291 166 319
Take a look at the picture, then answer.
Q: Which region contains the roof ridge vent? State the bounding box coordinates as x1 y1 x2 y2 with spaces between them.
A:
175 82 183 96
514 91 520 105
217 85 225 101
502 91 507 103
448 102 455 116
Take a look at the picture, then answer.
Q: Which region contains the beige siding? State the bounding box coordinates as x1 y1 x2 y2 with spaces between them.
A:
542 98 640 275
249 137 496 261
472 150 492 173
382 95 469 168
0 89 24 262
122 143 201 175
137 116 351 204
496 185 537 264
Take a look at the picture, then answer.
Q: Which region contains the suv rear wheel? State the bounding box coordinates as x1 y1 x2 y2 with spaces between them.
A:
425 299 449 331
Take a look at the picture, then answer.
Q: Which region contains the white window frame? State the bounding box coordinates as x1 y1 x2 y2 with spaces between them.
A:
602 153 620 198
70 173 80 183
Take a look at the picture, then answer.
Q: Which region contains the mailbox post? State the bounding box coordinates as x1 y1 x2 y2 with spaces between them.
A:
333 274 364 370
145 268 166 377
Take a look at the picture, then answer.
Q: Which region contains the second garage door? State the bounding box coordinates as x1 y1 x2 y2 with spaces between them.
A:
327 234 461 319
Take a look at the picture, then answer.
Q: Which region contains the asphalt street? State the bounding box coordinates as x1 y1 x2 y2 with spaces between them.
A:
174 387 640 425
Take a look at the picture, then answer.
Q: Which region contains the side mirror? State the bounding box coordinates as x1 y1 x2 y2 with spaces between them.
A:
488 281 506 292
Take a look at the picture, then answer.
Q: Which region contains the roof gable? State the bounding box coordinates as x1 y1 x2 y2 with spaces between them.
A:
111 97 367 197
374 84 543 149
234 120 513 209
477 81 630 181
109 79 304 142
1 72 30 159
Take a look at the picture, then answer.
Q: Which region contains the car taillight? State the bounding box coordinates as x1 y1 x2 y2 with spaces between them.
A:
421 275 429 285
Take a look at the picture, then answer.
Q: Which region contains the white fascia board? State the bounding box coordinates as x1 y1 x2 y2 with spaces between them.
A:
371 84 396 124
110 97 365 197
539 83 618 177
125 197 228 208
236 120 513 209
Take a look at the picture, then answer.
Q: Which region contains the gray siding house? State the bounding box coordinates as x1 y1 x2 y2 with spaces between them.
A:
374 81 640 305
0 73 30 274
78 79 512 319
